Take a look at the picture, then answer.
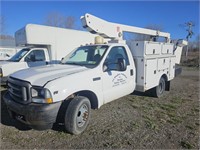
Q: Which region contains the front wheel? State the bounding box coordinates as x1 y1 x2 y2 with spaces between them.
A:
151 77 166 98
64 96 91 135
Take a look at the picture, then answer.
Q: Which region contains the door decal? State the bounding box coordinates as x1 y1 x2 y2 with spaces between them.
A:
112 73 127 87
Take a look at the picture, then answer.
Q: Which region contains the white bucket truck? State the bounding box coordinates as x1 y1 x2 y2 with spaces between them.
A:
4 14 187 134
0 24 96 83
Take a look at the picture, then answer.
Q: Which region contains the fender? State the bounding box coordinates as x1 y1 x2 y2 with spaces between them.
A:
44 66 104 108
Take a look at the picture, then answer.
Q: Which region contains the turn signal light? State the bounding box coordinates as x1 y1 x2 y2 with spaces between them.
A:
45 98 53 104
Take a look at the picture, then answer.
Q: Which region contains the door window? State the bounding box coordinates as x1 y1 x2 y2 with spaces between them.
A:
25 50 45 62
105 46 130 65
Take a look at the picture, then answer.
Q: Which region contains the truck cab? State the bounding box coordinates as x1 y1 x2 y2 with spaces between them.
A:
3 42 136 134
9 47 50 66
0 47 49 83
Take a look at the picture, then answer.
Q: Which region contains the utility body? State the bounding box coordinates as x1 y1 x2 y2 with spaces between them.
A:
0 24 96 83
3 14 187 134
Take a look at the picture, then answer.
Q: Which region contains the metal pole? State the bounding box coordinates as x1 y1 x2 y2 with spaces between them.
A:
186 37 189 60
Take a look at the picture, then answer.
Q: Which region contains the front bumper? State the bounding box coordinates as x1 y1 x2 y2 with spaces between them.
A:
3 92 62 130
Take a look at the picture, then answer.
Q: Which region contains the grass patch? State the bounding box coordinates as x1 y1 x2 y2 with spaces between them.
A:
147 102 158 109
144 119 157 129
168 116 182 124
127 96 137 102
142 115 158 130
193 107 200 112
171 97 183 104
159 103 177 111
55 131 70 139
167 112 176 118
185 125 194 130
180 140 193 149
130 103 140 109
131 122 140 129
187 107 199 116
141 105 151 110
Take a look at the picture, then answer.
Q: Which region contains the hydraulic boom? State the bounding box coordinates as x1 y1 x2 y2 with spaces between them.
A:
81 13 170 42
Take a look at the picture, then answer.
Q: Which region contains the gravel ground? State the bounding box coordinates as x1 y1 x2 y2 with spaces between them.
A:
0 67 199 149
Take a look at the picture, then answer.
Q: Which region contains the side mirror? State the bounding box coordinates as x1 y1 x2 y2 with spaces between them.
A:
25 55 36 62
103 58 127 72
117 58 127 71
25 56 30 62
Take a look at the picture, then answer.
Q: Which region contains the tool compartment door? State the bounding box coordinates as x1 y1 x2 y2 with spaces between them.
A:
157 58 169 71
145 59 159 90
162 43 173 54
145 42 161 55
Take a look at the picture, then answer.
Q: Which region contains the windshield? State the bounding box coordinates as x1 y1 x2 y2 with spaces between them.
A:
9 48 30 62
62 45 108 68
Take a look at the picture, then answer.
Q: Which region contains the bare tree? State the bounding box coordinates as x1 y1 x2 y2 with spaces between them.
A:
0 15 14 39
44 12 76 29
63 16 76 29
44 12 63 27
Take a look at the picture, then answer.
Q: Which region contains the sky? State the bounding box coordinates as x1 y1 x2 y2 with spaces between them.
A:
1 1 199 41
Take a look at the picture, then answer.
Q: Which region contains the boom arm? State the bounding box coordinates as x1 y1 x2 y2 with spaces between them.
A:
81 13 170 42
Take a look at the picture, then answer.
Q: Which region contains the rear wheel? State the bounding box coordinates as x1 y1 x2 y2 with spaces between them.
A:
64 96 91 135
151 77 166 98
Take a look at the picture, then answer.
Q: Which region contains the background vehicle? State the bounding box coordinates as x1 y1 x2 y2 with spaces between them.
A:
3 13 187 135
0 48 20 61
0 24 96 83
0 39 22 61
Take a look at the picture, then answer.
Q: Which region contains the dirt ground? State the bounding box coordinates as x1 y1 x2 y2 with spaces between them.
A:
0 67 199 149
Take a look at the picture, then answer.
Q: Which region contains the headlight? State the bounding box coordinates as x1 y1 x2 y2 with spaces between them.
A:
31 86 53 104
0 68 3 77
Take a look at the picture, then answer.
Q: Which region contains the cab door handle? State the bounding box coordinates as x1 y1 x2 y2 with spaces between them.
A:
130 69 133 76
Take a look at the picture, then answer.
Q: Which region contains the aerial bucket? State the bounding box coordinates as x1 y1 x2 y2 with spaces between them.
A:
174 40 188 64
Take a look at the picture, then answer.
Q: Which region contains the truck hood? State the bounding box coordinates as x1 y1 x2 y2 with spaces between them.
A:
11 64 89 86
0 60 17 66
0 61 28 77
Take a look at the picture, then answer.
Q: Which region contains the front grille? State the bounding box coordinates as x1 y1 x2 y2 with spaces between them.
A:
7 77 31 104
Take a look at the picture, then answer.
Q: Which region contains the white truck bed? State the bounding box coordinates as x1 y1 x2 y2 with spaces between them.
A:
129 41 178 92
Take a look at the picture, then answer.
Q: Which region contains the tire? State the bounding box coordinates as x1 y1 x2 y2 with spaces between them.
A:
151 77 166 98
64 96 91 135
